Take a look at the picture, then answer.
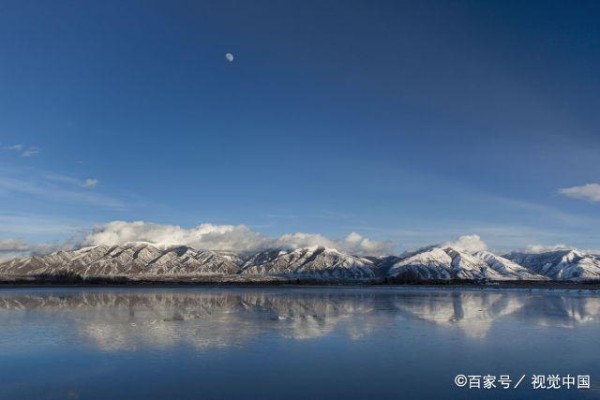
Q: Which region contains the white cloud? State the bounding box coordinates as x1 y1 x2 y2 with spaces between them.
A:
0 238 33 253
343 232 391 254
83 178 98 188
19 219 600 260
444 234 488 252
21 148 40 157
2 144 39 157
559 183 600 202
276 232 337 250
345 232 363 244
82 221 391 255
46 174 100 189
225 53 234 62
4 144 23 152
84 221 274 253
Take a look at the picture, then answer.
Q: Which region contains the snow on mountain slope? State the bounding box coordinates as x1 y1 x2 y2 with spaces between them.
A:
473 251 547 280
388 247 493 280
0 243 241 277
388 246 544 281
506 250 600 281
241 246 376 280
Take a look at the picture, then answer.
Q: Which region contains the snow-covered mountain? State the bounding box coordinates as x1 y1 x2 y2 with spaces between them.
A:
388 246 498 280
0 243 241 277
241 246 376 280
506 250 600 281
0 243 376 281
0 242 598 282
387 246 547 281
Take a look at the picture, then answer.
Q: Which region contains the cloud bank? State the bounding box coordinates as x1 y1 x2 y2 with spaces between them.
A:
559 183 600 202
3 221 595 261
82 221 392 255
83 222 272 253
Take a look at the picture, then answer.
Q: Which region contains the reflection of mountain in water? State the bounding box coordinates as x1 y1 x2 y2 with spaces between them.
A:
0 289 598 350
392 291 600 338
392 292 528 338
510 294 600 328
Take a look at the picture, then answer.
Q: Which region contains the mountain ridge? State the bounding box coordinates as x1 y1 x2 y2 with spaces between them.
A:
1 242 599 282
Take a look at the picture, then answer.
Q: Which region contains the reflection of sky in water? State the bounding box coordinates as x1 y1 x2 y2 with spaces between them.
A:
1 288 600 399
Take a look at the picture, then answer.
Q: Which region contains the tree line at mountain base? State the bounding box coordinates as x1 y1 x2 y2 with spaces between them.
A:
0 272 600 289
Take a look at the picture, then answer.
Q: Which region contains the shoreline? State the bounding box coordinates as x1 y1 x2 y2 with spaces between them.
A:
1 278 600 290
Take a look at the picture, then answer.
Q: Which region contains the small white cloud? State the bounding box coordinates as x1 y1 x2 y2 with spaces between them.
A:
83 178 98 188
343 232 391 254
345 232 363 244
225 53 234 62
2 144 39 157
357 237 389 254
21 147 40 157
5 144 23 152
559 183 600 202
444 234 488 252
46 174 99 189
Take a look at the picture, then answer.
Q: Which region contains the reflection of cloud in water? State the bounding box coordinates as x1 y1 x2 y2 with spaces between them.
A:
0 289 599 350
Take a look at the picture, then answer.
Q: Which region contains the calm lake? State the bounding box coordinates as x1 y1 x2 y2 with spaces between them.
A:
0 287 599 399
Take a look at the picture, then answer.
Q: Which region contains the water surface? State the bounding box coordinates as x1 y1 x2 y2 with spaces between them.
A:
0 287 599 399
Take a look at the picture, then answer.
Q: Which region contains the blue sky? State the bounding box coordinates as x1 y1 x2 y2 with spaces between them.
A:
1 0 599 255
